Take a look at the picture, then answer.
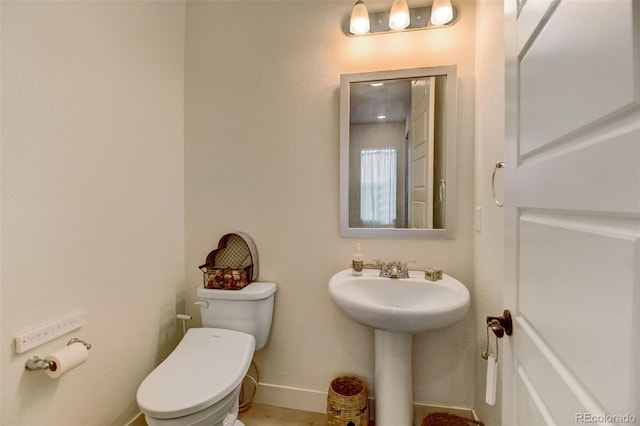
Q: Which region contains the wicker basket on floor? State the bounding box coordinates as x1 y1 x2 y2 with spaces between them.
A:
421 412 485 426
327 376 369 426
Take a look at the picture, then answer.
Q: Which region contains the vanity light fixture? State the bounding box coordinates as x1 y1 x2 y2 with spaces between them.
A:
346 0 458 36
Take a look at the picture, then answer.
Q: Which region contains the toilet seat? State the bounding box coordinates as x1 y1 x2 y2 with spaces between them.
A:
136 328 255 420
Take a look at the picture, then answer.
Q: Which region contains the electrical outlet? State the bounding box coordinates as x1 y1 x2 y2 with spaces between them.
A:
15 311 87 353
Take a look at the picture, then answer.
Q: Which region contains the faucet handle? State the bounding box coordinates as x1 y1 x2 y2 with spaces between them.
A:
399 261 415 278
379 262 389 277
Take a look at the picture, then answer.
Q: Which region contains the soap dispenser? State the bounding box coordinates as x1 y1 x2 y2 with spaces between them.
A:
352 243 363 276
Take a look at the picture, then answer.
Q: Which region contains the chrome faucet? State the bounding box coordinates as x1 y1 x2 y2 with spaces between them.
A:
380 261 412 279
363 259 414 278
389 262 400 278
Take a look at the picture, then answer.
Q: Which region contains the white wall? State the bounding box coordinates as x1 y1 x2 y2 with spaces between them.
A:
185 0 476 411
473 0 505 424
1 2 185 425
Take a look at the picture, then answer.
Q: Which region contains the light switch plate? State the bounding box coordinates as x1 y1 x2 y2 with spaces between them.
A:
475 206 483 232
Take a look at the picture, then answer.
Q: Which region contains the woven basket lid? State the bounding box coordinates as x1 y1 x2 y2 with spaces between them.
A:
205 232 259 281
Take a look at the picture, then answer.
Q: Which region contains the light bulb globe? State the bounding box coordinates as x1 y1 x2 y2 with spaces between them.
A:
350 0 370 34
389 0 410 30
431 0 453 25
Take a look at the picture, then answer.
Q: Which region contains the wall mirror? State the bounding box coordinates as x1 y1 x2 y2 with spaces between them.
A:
340 66 457 238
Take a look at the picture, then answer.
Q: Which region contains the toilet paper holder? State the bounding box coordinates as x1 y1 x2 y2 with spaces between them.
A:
486 310 512 337
482 310 512 361
25 338 92 371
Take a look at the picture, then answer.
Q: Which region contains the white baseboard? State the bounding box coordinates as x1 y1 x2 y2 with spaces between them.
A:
124 412 146 426
254 382 476 420
254 382 329 413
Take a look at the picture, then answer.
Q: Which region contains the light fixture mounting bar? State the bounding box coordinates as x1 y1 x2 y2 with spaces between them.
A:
343 4 458 36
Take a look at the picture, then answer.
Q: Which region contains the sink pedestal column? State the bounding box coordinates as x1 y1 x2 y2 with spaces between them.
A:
374 329 413 426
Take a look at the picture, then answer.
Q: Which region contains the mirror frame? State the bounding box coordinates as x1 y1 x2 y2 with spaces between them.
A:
340 66 457 239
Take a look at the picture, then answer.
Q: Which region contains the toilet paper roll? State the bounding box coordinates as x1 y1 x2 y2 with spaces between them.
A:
45 342 88 378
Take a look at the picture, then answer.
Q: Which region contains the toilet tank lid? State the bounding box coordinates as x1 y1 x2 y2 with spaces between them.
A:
197 281 277 301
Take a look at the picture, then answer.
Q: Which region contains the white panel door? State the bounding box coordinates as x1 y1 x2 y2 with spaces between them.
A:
503 1 640 425
410 77 435 229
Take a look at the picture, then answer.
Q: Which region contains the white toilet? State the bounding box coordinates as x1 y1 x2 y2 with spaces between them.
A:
137 282 277 426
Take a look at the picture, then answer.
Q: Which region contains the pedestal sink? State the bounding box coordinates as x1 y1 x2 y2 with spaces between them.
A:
328 268 470 426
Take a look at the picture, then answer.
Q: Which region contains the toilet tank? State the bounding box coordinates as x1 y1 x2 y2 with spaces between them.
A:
197 282 277 350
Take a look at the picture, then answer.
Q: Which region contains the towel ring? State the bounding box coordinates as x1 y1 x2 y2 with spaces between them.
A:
438 180 446 204
492 162 505 207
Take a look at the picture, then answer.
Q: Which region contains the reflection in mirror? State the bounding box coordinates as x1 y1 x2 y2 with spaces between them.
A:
340 66 457 238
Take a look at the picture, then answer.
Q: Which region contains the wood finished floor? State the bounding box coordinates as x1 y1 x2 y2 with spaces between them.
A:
238 404 380 425
239 403 476 426
138 403 475 425
238 404 328 425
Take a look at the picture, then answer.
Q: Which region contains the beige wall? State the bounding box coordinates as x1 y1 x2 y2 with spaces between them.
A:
1 2 185 425
473 0 505 424
185 0 476 410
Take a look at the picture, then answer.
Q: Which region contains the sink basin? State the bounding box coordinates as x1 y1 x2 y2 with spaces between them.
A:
329 268 470 334
329 268 471 426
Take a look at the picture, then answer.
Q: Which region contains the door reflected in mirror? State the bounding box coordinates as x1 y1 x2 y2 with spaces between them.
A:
340 67 457 239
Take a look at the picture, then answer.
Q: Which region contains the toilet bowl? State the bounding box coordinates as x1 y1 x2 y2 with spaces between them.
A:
137 328 254 426
137 282 277 426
